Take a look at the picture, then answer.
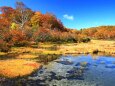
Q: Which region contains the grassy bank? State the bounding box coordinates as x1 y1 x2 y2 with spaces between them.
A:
0 40 115 78
0 59 41 78
37 40 115 56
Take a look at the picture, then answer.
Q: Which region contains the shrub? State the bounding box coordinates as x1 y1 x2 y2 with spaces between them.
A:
82 38 91 43
93 49 99 54
0 40 10 52
33 29 79 43
10 29 29 47
14 40 29 47
33 28 52 42
79 37 91 43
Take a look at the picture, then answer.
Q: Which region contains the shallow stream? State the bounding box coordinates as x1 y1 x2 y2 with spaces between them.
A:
28 54 115 86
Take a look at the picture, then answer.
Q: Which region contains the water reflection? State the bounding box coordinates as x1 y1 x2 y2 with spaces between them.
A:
29 54 115 86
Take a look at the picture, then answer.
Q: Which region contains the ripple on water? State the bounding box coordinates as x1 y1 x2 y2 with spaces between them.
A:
29 55 115 86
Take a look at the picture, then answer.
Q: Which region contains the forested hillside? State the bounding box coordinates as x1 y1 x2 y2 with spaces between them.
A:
0 1 115 52
80 26 115 40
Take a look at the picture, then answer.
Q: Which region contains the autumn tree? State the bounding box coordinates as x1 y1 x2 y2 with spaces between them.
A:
30 12 43 31
0 6 15 29
43 13 64 31
0 6 14 22
13 1 33 29
31 12 65 31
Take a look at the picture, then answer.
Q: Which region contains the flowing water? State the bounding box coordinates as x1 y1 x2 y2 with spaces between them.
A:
28 54 115 86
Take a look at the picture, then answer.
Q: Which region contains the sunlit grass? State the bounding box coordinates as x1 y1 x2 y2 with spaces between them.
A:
0 40 114 78
0 59 41 78
16 54 38 59
0 52 6 56
40 50 61 55
57 40 115 55
9 40 115 56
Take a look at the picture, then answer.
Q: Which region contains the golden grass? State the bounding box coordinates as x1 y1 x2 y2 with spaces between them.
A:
57 40 115 55
0 40 114 57
9 40 115 56
0 40 114 78
0 52 6 56
0 59 41 78
16 54 38 59
41 50 61 55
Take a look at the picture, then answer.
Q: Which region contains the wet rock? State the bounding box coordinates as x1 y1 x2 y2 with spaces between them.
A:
55 76 65 80
93 49 99 54
78 66 85 70
66 67 84 80
76 62 90 67
80 62 89 67
56 60 73 65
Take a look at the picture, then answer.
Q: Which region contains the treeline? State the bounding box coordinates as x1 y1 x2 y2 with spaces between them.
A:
0 2 90 52
80 26 115 40
1 1 114 52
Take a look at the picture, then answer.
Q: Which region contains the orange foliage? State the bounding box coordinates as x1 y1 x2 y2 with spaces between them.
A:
10 30 27 42
81 26 115 40
0 2 115 52
31 12 65 31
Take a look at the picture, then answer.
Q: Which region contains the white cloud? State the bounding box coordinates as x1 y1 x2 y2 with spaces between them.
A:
63 14 74 20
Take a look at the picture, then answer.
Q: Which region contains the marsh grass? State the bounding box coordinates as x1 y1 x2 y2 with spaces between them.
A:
0 40 115 78
0 59 41 78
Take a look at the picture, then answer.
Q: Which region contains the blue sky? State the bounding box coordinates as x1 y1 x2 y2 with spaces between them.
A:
0 0 115 29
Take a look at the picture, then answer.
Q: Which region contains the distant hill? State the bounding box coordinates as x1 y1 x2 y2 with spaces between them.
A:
79 26 115 40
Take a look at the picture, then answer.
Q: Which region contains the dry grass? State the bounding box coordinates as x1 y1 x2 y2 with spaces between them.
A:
16 54 38 59
0 40 114 78
0 59 41 78
58 40 115 55
0 52 6 56
10 40 115 56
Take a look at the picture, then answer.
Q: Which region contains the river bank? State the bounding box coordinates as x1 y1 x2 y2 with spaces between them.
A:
0 40 115 78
